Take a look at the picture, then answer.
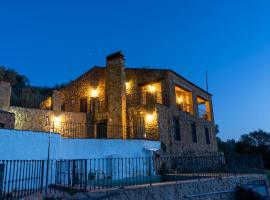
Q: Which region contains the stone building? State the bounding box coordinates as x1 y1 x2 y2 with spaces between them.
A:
0 51 217 154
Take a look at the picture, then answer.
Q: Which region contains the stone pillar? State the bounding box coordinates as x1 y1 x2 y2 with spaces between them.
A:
161 72 176 107
52 90 62 111
206 97 214 122
0 81 11 110
105 51 127 139
192 92 198 117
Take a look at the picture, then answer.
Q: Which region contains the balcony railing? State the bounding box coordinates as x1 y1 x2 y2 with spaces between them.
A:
176 103 193 113
198 109 210 121
142 91 162 105
49 122 158 140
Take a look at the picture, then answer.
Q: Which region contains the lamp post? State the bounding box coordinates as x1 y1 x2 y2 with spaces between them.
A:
45 116 52 194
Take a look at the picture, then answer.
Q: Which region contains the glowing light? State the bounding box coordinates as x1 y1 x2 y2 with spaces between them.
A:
145 113 154 123
53 116 61 127
125 82 130 87
147 85 156 93
90 89 99 98
176 96 184 104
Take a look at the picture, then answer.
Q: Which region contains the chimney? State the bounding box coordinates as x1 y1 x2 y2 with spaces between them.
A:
105 51 127 139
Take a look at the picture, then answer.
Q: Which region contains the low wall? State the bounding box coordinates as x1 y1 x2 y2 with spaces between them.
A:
8 106 87 132
0 129 160 160
69 174 268 200
0 110 15 129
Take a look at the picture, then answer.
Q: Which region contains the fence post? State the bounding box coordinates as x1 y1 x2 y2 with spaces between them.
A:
196 157 200 180
45 160 49 195
84 160 87 192
149 157 152 186
233 155 237 176
40 160 45 193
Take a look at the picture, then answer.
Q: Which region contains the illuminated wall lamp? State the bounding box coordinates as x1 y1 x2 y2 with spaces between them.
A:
177 96 184 104
53 116 61 127
147 85 156 93
145 113 155 123
90 89 99 98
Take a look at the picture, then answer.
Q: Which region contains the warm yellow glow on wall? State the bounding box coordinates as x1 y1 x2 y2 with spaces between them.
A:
125 81 133 94
176 95 184 104
147 85 156 93
145 113 154 123
53 116 61 127
125 81 130 88
90 89 99 98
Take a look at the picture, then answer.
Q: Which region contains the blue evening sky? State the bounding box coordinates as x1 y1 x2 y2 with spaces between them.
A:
0 0 270 140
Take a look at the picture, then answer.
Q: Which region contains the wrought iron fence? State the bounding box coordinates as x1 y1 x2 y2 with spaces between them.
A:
0 154 265 199
10 87 52 110
50 122 157 140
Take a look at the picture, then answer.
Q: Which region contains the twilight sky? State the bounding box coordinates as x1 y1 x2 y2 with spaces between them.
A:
0 0 270 140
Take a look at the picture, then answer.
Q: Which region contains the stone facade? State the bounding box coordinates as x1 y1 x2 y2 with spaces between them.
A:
0 110 15 129
43 174 268 200
7 106 87 136
0 51 218 154
0 81 11 110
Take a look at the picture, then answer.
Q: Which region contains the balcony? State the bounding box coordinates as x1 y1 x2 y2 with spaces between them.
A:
176 103 193 113
198 109 211 121
197 96 212 121
175 85 193 114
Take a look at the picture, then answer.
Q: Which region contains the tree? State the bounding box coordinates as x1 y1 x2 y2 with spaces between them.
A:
217 137 236 154
0 66 29 87
236 130 270 169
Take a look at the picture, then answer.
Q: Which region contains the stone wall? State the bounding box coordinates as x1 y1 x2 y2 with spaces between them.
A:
60 67 106 113
157 104 217 154
7 106 87 134
0 81 11 110
47 174 268 200
0 110 15 129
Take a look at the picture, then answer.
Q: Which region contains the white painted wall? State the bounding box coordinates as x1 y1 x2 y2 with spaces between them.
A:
0 129 160 160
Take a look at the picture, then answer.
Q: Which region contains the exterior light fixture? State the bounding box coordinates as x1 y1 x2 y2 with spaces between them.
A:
90 89 99 98
125 82 130 87
145 113 154 123
147 85 156 93
177 96 184 104
53 116 61 127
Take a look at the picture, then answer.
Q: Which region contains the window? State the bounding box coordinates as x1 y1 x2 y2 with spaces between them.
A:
197 96 212 121
142 83 162 105
61 103 66 111
205 127 210 144
173 117 181 141
191 122 197 143
0 123 4 128
175 85 193 114
80 98 88 113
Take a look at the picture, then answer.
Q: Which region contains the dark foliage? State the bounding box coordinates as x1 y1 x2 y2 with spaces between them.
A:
218 130 270 169
0 65 67 95
0 66 29 87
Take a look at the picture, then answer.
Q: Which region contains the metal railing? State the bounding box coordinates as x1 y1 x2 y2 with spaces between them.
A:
198 109 210 120
10 87 52 110
0 154 265 199
50 122 158 140
142 91 162 105
176 103 193 113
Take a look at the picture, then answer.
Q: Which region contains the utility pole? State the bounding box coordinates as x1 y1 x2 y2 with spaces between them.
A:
45 116 51 195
